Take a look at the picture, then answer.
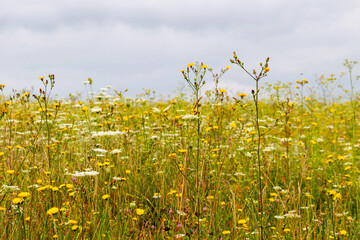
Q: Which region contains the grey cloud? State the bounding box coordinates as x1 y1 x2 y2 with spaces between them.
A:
0 0 359 97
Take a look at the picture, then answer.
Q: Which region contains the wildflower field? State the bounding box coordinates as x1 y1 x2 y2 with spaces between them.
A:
0 55 359 239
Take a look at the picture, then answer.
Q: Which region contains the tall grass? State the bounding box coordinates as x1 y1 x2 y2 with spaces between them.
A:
0 57 359 239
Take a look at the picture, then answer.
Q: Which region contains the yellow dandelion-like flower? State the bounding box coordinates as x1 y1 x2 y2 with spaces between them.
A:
238 219 247 224
69 220 78 225
18 192 31 198
222 231 231 235
264 67 270 72
72 225 79 231
47 207 59 215
136 208 145 215
187 63 194 68
333 193 342 200
102 194 110 200
12 198 24 205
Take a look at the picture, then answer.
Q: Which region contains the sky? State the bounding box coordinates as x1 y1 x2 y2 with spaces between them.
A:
0 0 359 99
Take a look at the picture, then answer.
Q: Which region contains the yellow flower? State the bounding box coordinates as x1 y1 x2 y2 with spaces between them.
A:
69 220 78 225
238 219 247 224
222 231 231 235
284 228 290 232
6 170 14 174
82 106 89 111
187 63 194 67
72 225 79 231
333 193 342 200
39 76 45 80
102 194 110 200
12 198 24 204
18 192 31 198
180 69 185 73
219 89 227 93
201 65 208 69
136 208 145 215
238 93 247 98
230 122 236 128
178 149 187 153
340 230 347 235
264 67 270 72
226 66 230 70
125 170 131 174
47 207 59 215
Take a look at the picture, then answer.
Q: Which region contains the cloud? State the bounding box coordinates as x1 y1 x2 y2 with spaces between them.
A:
0 0 359 98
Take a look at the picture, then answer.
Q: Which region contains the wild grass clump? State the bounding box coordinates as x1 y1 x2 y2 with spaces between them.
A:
0 56 359 239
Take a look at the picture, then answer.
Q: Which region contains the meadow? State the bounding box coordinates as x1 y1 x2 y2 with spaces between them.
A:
0 55 359 239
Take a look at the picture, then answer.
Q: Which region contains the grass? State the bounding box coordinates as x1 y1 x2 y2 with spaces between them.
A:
0 57 359 239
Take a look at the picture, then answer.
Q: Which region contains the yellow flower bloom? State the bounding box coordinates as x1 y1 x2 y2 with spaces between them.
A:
18 192 31 198
340 230 347 235
136 208 145 215
6 170 14 174
12 198 24 204
47 207 59 215
222 231 231 235
264 67 270 72
238 219 247 224
69 220 78 225
102 194 110 200
187 63 194 67
72 225 79 231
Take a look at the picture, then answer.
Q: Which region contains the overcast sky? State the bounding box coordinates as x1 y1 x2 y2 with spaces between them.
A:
1 0 359 99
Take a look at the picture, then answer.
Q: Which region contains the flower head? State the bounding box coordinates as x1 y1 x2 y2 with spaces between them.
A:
136 208 145 215
47 207 59 215
12 198 24 205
